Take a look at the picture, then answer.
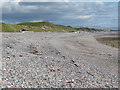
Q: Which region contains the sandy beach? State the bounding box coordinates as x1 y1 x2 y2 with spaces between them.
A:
1 32 118 88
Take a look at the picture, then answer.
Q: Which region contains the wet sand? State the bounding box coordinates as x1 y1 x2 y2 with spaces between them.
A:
96 32 119 48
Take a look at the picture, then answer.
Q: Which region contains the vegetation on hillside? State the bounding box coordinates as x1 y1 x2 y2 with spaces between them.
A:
1 21 104 32
2 23 44 32
74 27 104 31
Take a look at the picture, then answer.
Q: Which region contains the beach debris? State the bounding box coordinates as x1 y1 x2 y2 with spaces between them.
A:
71 60 75 63
62 55 67 59
56 51 61 54
74 63 79 67
7 56 10 59
87 71 94 76
19 54 22 57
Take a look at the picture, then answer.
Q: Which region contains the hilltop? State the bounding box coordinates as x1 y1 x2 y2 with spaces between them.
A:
1 21 103 32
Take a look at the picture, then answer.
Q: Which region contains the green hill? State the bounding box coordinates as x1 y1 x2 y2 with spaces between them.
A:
1 21 103 32
17 21 76 32
2 23 45 32
74 27 104 31
1 21 76 32
18 21 55 27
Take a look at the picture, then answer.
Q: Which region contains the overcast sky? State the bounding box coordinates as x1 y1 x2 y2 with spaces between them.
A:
1 0 119 30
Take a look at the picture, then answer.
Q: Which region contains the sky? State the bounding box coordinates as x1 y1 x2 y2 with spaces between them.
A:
1 0 119 30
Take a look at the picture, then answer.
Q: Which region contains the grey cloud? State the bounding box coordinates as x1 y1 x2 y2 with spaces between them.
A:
2 2 118 30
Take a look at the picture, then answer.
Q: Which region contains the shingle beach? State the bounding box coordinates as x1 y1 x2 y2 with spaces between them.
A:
1 32 118 88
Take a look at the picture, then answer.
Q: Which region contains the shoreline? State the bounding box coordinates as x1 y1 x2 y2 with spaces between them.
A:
95 32 118 48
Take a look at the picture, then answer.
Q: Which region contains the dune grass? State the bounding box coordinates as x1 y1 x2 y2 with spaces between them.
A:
1 21 104 32
1 22 76 32
1 23 44 32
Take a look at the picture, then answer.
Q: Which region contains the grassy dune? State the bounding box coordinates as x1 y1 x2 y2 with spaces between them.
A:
2 23 44 32
1 21 103 32
1 22 76 32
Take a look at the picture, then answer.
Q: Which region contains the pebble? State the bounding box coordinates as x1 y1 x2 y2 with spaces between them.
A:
1 32 118 88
